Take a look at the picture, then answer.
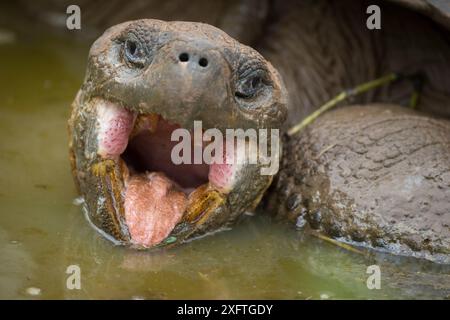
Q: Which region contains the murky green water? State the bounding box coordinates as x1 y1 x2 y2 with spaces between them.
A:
0 30 449 300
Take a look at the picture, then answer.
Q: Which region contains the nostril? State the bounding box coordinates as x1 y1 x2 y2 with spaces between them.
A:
198 57 208 67
179 53 189 62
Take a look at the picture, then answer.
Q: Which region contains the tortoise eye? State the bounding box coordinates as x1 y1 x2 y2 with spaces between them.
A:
235 74 264 99
124 39 146 67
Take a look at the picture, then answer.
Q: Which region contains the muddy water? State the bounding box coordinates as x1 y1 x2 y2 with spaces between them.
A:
0 32 449 300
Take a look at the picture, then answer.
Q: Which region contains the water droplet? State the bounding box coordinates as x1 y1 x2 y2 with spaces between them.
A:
72 197 85 206
164 236 177 244
296 216 307 229
26 287 41 296
320 293 329 300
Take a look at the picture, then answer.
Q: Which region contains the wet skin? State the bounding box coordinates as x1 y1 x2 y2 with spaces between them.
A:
268 105 450 264
68 19 287 248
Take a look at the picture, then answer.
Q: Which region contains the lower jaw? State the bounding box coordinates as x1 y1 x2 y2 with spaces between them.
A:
122 166 227 248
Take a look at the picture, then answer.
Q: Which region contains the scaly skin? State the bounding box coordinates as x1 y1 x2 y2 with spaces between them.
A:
268 105 450 263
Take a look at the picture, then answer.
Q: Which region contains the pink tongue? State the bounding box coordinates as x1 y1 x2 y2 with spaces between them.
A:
124 172 187 247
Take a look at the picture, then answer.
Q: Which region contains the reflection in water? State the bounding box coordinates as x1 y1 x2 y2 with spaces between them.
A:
0 31 449 300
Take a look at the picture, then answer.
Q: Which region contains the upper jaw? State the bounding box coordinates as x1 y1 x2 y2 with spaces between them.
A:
87 39 285 131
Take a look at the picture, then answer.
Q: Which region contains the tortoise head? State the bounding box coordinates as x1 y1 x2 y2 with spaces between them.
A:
68 19 287 248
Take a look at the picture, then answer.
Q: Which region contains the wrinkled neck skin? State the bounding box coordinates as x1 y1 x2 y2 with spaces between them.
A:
258 0 450 128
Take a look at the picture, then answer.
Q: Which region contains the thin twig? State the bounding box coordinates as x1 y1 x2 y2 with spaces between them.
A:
287 73 399 136
311 231 366 256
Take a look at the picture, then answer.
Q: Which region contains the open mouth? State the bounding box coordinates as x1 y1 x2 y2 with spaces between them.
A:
123 114 211 247
124 114 210 193
95 100 235 248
